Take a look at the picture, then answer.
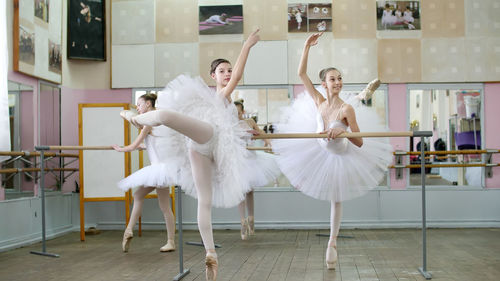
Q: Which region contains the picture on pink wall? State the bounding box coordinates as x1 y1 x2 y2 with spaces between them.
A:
199 5 243 35
288 3 332 33
377 1 421 30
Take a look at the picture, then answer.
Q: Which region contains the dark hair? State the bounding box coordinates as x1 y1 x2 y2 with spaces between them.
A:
319 67 341 82
234 99 244 110
210 58 230 75
139 93 157 108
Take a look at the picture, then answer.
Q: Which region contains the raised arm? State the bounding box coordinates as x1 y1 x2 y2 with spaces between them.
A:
113 126 152 152
220 29 260 98
298 33 326 107
246 118 271 146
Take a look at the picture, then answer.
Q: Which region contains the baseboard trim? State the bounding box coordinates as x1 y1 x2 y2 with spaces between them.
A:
0 224 76 252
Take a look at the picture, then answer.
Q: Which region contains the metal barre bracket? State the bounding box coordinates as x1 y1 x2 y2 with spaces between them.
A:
412 131 433 137
394 150 406 179
485 149 496 178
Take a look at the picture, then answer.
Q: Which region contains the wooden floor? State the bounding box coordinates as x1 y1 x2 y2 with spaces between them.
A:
1 228 499 281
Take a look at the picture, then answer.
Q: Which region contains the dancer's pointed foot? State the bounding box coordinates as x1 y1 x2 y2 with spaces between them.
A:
241 218 249 240
120 110 142 129
160 239 176 252
205 251 218 281
248 216 255 236
122 229 133 252
358 78 381 100
325 245 338 270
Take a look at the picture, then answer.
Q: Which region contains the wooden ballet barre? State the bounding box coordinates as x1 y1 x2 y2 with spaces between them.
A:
389 163 499 169
246 146 273 151
0 167 78 174
397 149 500 156
253 131 418 140
37 145 114 151
0 151 79 158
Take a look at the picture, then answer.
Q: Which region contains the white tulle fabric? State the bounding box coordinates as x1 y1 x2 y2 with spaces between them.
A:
155 75 254 208
117 126 182 191
272 92 394 202
239 121 281 187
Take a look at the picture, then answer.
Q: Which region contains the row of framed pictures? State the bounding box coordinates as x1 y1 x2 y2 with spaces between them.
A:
202 1 420 35
14 0 106 84
13 1 421 84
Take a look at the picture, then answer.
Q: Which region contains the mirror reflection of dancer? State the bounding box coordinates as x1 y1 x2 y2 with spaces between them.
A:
113 94 177 253
234 99 279 240
121 30 261 281
272 32 393 270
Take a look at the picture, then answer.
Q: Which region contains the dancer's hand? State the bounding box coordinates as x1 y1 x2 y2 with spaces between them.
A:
245 29 260 48
304 32 323 47
321 127 345 141
247 129 260 136
112 144 125 152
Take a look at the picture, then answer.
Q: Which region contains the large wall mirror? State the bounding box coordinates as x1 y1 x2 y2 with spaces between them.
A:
3 81 35 199
38 81 62 191
408 84 483 187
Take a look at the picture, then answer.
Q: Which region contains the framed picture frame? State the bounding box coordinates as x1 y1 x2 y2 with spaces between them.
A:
67 0 106 60
199 5 243 35
13 0 63 84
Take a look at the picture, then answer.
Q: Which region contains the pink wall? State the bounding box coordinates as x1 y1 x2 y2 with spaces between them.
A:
388 84 408 189
60 87 132 192
484 83 500 188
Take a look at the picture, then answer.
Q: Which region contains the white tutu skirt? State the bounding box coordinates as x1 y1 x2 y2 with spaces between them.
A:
246 150 281 187
118 163 179 191
156 75 253 208
117 127 183 191
273 93 394 202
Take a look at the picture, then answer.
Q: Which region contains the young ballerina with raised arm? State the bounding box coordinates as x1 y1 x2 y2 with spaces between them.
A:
113 93 178 253
121 30 261 281
272 32 393 270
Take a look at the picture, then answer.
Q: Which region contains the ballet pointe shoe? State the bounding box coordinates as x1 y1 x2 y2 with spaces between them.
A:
205 252 218 281
240 218 249 240
160 239 176 252
122 229 133 252
120 110 142 129
247 216 255 236
325 245 338 270
358 78 381 101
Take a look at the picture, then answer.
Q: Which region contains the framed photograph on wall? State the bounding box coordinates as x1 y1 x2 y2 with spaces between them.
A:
67 0 106 60
288 3 332 33
199 5 243 35
377 1 420 31
13 0 62 84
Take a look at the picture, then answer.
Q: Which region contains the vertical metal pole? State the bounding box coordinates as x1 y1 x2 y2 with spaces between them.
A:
173 186 190 280
30 149 59 258
418 136 431 279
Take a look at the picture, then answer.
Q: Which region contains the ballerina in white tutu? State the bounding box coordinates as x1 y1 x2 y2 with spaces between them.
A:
112 93 178 253
272 32 393 270
234 99 280 240
121 29 261 281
